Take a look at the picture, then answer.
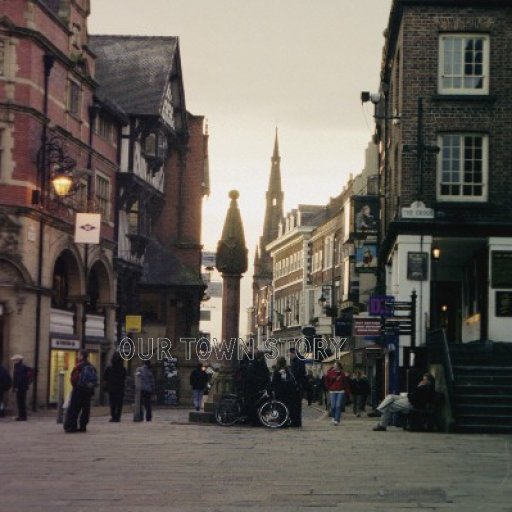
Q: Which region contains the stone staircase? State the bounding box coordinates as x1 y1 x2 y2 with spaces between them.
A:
449 342 512 434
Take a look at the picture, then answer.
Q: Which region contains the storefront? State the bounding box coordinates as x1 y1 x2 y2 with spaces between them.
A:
49 337 102 404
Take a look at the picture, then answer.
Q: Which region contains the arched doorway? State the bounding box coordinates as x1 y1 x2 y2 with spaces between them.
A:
48 250 83 403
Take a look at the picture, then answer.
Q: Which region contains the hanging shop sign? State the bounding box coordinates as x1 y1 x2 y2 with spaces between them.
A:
74 213 101 244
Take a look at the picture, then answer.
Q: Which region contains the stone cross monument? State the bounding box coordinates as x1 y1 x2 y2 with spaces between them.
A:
213 190 248 392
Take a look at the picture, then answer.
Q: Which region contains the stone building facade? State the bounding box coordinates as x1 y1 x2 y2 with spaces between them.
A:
0 0 121 407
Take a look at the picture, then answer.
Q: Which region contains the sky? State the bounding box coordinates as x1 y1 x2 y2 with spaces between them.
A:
88 0 393 340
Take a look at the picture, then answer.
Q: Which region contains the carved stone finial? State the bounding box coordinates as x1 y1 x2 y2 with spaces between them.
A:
216 190 248 275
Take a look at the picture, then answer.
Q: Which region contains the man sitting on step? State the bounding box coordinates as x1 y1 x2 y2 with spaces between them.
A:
373 373 435 431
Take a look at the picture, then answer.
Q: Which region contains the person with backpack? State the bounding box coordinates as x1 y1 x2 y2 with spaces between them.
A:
189 362 209 412
64 349 98 433
136 360 155 422
103 352 127 422
11 354 32 421
0 363 13 417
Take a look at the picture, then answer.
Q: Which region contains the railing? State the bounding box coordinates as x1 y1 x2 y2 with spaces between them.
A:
426 328 454 405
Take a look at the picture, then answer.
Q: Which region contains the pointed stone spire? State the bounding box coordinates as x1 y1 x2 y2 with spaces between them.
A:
216 190 248 276
257 129 284 279
268 127 282 193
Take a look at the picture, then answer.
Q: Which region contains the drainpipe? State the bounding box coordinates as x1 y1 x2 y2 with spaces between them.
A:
33 54 55 411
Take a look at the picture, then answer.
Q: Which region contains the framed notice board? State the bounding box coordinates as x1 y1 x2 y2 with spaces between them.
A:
496 291 512 317
407 252 428 281
491 251 512 288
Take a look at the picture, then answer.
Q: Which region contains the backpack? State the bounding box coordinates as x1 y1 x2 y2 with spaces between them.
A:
77 363 98 389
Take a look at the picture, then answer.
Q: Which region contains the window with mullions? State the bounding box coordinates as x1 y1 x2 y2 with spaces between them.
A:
439 34 489 94
95 175 110 220
437 134 488 202
0 40 5 77
68 80 81 116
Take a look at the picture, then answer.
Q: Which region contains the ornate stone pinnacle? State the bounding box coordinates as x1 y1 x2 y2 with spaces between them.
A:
216 190 248 275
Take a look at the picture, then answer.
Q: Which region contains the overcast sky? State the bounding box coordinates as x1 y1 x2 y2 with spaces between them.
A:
89 0 393 340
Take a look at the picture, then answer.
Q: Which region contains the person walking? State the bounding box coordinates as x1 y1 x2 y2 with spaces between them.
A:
271 356 298 426
189 363 209 411
64 349 98 433
351 371 371 417
288 348 305 427
11 355 31 421
136 360 155 422
305 370 315 406
103 352 127 422
0 362 12 417
325 361 351 426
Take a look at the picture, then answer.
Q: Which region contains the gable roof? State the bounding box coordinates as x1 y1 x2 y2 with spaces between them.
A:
89 35 179 116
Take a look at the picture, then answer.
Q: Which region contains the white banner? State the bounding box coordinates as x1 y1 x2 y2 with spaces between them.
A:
74 213 101 244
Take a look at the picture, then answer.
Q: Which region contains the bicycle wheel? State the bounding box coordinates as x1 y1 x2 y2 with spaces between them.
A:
258 400 289 429
214 397 242 426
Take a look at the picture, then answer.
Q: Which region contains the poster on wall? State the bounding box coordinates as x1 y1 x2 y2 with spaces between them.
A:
407 252 428 281
352 196 379 235
355 244 378 272
162 357 179 405
491 251 512 288
496 291 512 317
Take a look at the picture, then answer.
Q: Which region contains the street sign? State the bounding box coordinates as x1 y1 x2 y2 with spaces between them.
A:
353 317 382 336
369 295 395 317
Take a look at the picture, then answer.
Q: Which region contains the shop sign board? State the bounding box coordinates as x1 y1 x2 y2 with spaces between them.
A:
401 201 434 219
74 213 101 244
125 315 142 333
353 317 382 336
51 338 81 350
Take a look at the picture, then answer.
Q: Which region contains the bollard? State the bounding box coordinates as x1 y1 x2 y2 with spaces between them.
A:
56 371 65 424
133 371 142 422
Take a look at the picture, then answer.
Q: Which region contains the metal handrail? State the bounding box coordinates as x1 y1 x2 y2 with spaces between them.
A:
426 328 454 406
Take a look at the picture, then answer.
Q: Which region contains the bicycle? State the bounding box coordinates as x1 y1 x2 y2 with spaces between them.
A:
214 388 290 429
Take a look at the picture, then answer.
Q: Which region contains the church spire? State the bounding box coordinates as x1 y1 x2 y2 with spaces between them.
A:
268 127 282 193
257 129 284 279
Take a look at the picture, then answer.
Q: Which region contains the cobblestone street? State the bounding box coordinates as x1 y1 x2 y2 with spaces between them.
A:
0 404 511 512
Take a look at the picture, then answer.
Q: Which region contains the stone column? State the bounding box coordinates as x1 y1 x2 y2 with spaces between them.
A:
212 190 248 397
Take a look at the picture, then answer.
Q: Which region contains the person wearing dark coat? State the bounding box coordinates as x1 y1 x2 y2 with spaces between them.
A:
271 356 298 426
351 371 371 417
64 349 97 433
288 348 305 427
103 352 127 422
11 355 29 421
189 363 209 411
242 350 270 425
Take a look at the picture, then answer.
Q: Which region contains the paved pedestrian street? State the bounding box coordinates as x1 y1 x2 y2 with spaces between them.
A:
0 405 511 512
